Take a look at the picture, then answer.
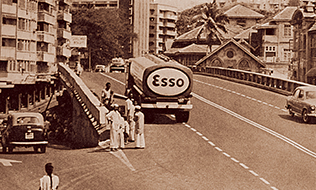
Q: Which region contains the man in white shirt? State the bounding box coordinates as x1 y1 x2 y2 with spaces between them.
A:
106 104 121 151
39 163 59 190
134 106 145 149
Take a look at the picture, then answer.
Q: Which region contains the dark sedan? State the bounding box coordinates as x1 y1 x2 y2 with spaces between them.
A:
285 86 316 123
1 112 48 153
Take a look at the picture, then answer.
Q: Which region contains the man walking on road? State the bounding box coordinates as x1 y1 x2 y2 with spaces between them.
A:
125 93 135 142
106 104 121 151
39 163 59 190
134 105 145 149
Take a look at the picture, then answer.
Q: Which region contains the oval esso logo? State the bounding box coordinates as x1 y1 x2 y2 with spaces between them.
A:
147 68 190 96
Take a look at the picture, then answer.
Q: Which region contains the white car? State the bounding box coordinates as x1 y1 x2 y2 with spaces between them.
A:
95 65 106 72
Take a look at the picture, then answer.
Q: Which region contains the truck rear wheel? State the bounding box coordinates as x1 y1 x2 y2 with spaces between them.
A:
175 111 189 123
144 112 155 123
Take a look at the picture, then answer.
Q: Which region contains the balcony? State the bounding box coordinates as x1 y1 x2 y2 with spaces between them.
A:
2 4 16 15
17 30 32 39
1 25 16 37
37 51 55 62
57 46 71 57
163 22 176 28
18 9 30 19
57 10 72 23
263 35 278 42
38 12 55 25
57 28 71 39
37 31 55 44
163 30 176 36
0 47 15 59
17 51 36 60
38 0 55 6
61 0 72 5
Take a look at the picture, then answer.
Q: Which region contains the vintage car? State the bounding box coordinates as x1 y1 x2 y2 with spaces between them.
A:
95 65 106 72
285 86 316 123
1 112 48 153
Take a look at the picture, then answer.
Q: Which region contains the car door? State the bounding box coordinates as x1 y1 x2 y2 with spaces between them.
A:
296 89 305 113
290 89 301 113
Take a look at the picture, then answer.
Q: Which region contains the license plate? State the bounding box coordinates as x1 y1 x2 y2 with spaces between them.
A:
25 132 34 139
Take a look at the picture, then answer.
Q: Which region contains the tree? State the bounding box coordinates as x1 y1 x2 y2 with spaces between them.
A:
191 1 229 51
71 8 136 68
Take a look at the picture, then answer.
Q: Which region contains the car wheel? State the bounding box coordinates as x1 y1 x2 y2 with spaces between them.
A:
40 146 46 153
2 145 6 153
2 138 7 153
289 107 295 117
302 109 310 123
33 146 39 153
8 146 13 153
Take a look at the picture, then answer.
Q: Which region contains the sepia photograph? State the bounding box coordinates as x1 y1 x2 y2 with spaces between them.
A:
0 0 315 189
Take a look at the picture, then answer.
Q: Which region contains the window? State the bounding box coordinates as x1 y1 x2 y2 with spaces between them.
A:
266 29 275 35
284 49 291 61
2 38 16 47
3 17 17 25
226 50 234 58
284 24 292 37
311 34 316 57
238 59 250 70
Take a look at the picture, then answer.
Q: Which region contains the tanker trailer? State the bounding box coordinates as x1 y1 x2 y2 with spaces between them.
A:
125 54 193 123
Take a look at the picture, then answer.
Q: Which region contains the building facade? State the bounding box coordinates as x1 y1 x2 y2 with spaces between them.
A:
72 0 119 9
291 1 316 82
0 0 72 83
254 7 296 65
149 2 177 54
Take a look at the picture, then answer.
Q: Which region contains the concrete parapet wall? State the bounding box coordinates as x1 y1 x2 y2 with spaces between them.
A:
191 66 313 96
58 63 108 124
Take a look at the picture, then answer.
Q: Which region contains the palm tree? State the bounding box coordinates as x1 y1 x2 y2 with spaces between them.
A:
192 0 229 52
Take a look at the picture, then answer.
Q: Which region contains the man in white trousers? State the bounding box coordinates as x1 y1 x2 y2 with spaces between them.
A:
134 105 145 149
125 94 135 142
106 104 121 151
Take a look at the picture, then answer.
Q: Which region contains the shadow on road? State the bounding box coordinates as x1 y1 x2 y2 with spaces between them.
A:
278 114 316 125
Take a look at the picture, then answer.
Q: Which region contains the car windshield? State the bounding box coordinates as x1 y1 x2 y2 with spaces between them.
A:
306 91 316 99
17 117 39 124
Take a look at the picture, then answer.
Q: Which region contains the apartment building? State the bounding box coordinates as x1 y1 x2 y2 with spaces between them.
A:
0 0 72 83
72 0 119 9
0 0 38 81
149 2 177 54
56 0 72 64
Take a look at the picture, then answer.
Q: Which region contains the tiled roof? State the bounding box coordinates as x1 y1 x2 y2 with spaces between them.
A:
224 4 264 19
234 26 257 40
175 26 205 42
195 39 265 67
273 7 297 21
165 44 208 55
175 24 244 42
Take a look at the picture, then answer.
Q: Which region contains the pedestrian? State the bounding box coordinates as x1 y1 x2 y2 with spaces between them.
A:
117 116 126 149
122 116 130 145
106 104 121 151
134 105 145 149
125 93 135 142
39 163 59 190
101 82 114 110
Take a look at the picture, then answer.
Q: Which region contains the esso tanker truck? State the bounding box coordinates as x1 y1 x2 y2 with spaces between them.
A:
125 54 193 123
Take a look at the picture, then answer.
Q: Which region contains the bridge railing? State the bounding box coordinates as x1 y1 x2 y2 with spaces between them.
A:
190 66 313 96
58 63 108 126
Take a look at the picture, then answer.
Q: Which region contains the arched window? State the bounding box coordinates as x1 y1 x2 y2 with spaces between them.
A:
238 59 250 70
209 58 223 67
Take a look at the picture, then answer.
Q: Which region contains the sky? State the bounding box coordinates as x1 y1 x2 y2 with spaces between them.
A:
154 0 214 11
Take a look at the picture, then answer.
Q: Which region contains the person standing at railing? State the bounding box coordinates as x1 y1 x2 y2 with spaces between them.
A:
101 82 114 110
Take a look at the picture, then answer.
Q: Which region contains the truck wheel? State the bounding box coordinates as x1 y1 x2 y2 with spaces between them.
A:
175 112 189 123
144 112 155 123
